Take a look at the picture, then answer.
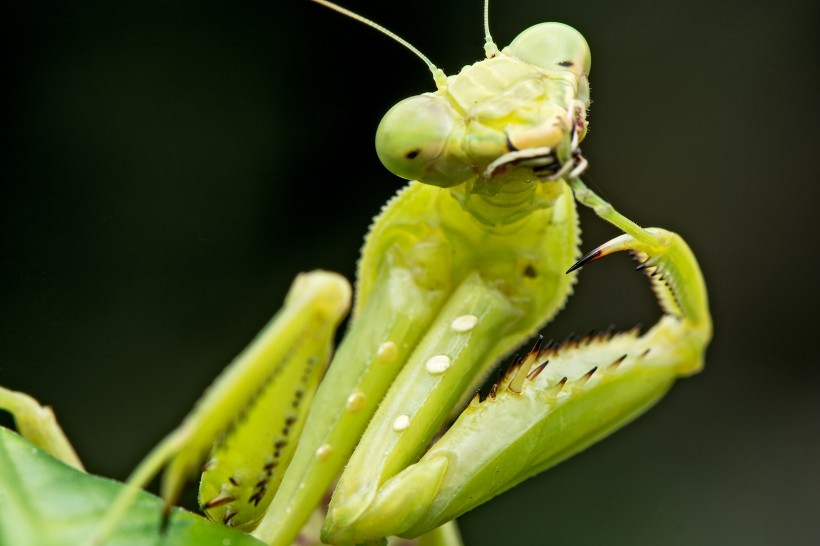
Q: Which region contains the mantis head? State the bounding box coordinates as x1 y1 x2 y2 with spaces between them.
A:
375 22 592 189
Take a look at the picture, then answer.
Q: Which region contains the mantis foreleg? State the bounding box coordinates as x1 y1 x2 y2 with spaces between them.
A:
322 211 710 543
324 271 520 541
251 263 448 545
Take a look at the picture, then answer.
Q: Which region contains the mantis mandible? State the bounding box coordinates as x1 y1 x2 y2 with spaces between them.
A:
0 1 711 545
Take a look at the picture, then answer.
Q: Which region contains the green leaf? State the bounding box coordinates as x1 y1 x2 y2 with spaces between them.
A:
0 426 264 546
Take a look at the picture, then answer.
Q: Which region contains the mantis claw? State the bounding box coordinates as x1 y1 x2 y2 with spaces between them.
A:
567 228 710 334
567 229 663 273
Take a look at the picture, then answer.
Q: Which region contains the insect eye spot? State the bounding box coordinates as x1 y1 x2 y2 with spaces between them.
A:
523 264 538 278
558 60 574 67
405 149 420 160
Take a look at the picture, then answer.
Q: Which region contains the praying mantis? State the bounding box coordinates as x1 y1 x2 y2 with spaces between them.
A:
0 0 711 545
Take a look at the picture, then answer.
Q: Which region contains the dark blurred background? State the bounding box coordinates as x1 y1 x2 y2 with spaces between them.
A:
2 1 818 544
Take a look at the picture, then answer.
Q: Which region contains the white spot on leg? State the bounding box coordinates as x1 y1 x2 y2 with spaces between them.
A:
392 414 411 432
450 314 478 332
315 444 334 462
377 341 397 363
345 391 366 412
425 354 452 375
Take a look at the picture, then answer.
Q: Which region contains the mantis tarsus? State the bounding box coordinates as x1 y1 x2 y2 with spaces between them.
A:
0 1 711 545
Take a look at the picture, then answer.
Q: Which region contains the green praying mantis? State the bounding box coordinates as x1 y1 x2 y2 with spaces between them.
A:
0 1 712 545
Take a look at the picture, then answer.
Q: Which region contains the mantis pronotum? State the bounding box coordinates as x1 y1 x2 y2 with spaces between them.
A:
0 1 711 545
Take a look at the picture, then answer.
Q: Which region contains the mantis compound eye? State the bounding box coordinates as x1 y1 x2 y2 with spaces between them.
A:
375 95 473 188
506 22 591 77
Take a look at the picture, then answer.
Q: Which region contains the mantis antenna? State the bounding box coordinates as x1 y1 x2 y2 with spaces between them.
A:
483 0 500 58
311 0 448 90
